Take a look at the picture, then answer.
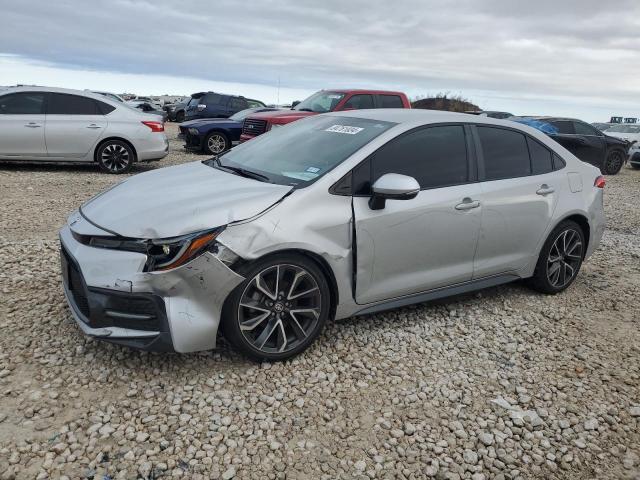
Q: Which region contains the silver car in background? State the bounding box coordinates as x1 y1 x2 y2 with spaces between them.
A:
59 110 605 360
0 86 168 173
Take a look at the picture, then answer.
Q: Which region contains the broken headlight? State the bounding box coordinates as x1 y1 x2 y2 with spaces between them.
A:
77 228 225 272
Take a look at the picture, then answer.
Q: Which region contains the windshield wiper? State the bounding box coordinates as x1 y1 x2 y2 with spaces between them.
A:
214 158 270 182
296 108 314 112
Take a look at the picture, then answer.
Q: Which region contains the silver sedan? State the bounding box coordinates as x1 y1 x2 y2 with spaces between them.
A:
0 86 168 173
59 109 605 360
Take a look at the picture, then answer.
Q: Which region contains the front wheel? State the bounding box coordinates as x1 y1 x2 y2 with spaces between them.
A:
175 111 185 123
221 254 331 362
204 132 229 155
528 220 585 294
96 140 134 174
602 149 625 175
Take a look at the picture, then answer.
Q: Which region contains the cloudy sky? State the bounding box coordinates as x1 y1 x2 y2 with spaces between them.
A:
1 0 640 121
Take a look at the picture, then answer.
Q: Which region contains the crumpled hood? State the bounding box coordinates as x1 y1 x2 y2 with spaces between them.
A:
80 161 293 239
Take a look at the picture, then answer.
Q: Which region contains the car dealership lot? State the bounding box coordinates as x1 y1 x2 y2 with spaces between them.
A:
0 123 639 479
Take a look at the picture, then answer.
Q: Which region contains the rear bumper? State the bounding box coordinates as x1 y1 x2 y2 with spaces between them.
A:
137 134 169 162
59 223 245 353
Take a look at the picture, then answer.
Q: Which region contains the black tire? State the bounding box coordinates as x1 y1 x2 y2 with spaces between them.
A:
204 131 229 155
175 111 185 123
631 163 640 170
96 140 134 174
602 149 625 175
221 253 331 362
528 220 585 294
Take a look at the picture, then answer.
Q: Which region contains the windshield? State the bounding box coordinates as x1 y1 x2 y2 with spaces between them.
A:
208 115 395 186
607 124 640 134
293 91 345 113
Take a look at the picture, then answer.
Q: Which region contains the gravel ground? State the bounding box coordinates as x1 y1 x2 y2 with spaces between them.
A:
0 123 639 480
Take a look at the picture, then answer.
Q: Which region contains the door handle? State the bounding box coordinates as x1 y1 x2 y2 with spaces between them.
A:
86 124 102 129
455 198 480 211
536 184 555 196
25 122 41 128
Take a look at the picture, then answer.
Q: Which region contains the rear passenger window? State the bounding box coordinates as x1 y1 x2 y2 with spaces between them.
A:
230 98 248 110
372 125 468 190
48 93 99 115
203 93 223 105
378 95 403 108
343 94 374 110
478 127 531 180
527 138 553 175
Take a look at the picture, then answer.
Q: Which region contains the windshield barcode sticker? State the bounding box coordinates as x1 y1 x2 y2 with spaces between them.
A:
325 125 364 135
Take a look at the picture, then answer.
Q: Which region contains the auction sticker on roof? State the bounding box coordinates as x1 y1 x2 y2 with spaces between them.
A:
325 125 364 135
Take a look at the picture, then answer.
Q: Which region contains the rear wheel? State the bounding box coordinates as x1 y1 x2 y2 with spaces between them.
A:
96 140 134 174
221 253 330 362
602 149 625 175
528 220 585 294
204 132 229 155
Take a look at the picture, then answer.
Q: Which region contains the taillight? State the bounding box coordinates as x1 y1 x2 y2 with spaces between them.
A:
142 121 164 132
594 175 606 188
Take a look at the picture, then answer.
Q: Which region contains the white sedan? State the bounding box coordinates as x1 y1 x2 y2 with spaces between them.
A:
0 86 169 173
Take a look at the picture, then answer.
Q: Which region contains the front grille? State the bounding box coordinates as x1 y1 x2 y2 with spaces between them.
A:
63 249 90 318
242 118 267 136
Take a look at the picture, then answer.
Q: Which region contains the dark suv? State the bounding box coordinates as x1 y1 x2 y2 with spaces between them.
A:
184 92 266 121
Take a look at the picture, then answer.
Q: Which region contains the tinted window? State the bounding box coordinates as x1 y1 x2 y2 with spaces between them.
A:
553 154 566 170
378 95 404 108
0 92 45 114
478 127 530 180
203 93 223 105
96 101 116 115
372 126 468 189
247 99 265 108
188 97 200 107
343 94 374 110
549 120 575 134
48 93 99 115
230 98 248 110
527 138 553 175
574 121 600 136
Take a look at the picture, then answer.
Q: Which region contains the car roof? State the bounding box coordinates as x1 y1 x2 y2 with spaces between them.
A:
321 89 406 95
326 108 519 125
1 85 116 103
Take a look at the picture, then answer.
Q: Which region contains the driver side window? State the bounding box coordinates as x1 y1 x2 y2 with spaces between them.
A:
370 125 469 191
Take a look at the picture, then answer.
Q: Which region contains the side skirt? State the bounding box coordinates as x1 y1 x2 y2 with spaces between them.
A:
353 274 520 316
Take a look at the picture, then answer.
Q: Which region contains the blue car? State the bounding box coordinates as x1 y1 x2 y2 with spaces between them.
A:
179 107 279 155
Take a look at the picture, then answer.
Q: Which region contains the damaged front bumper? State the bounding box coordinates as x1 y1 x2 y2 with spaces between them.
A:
59 223 244 353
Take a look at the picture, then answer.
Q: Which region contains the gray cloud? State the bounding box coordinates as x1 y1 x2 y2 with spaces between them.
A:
2 0 640 104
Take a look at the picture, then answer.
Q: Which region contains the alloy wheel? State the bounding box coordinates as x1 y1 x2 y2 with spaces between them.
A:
604 151 624 174
546 229 583 288
238 264 322 354
207 134 227 154
101 144 130 173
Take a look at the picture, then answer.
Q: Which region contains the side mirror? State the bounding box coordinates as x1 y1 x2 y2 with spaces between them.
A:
369 173 420 210
197 104 207 111
291 100 300 108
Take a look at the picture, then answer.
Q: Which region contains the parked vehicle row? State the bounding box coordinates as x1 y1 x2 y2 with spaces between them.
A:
184 91 267 121
0 86 168 173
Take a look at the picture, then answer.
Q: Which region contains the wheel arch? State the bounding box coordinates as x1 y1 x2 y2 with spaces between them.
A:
551 213 591 257
94 137 138 163
236 248 339 321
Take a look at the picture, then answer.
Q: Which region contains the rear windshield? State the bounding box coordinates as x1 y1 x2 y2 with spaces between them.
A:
208 115 395 187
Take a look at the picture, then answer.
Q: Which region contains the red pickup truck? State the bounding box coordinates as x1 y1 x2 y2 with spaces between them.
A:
240 89 411 142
